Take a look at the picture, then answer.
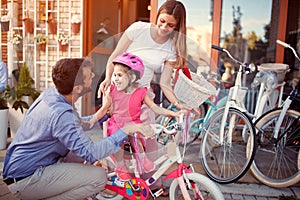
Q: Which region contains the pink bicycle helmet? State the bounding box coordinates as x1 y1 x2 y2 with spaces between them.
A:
113 52 144 78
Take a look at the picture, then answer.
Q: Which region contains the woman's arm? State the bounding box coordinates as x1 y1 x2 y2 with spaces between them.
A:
160 61 179 104
144 94 180 117
160 61 191 110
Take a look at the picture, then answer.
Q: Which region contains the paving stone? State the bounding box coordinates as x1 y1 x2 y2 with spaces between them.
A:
243 195 256 200
231 194 244 200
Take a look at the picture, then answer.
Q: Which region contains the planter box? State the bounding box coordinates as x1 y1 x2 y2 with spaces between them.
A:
0 108 8 150
8 96 32 138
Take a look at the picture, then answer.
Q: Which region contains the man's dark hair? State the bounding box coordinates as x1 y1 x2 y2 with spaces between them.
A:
52 58 93 94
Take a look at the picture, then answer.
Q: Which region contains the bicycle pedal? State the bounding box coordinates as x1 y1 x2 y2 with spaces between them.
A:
108 176 125 187
151 188 164 198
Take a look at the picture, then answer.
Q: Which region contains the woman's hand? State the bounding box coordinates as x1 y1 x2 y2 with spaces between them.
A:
98 78 111 98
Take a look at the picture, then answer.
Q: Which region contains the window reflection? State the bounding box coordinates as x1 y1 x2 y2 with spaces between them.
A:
158 0 213 74
220 0 272 64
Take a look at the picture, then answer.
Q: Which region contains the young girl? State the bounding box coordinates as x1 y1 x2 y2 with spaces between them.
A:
88 52 181 181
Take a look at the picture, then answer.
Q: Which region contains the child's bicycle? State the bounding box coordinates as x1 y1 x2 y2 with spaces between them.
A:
96 113 224 200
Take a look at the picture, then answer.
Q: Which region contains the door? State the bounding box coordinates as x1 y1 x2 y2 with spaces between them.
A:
83 0 120 115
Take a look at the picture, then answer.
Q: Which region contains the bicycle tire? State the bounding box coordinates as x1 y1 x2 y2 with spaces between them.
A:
169 172 224 200
251 108 300 188
200 107 257 184
157 104 206 146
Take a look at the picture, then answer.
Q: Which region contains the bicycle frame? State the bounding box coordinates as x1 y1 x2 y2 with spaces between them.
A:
252 78 285 122
212 46 253 143
190 94 227 135
272 40 300 139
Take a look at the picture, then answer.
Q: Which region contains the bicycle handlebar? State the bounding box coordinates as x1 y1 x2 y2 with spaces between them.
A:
211 45 256 73
212 45 224 52
277 40 300 62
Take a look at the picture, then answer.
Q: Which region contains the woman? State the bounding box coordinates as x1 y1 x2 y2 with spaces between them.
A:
100 0 188 122
99 0 188 195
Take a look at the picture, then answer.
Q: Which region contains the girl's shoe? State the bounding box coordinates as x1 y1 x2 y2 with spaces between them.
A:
142 157 156 173
115 165 131 181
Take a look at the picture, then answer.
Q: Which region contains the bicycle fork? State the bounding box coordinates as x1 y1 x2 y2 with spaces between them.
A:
167 164 204 200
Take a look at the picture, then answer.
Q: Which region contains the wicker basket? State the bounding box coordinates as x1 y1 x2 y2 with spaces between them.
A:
258 63 289 83
174 70 217 108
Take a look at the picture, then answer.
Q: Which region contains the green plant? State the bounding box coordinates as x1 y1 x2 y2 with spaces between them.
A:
58 31 69 45
8 31 22 45
4 63 40 113
0 92 8 110
34 33 47 45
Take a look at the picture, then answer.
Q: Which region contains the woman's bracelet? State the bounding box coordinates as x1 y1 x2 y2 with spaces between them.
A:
173 101 180 107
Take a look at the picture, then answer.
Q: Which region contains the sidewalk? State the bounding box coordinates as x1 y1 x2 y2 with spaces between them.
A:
0 127 299 200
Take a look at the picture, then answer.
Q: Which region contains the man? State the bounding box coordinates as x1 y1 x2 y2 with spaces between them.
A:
2 58 154 200
0 60 8 93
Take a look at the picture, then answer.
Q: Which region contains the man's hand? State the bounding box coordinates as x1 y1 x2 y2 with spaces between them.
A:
122 124 155 139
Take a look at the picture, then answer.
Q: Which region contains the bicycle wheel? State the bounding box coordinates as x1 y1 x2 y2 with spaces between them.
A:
251 108 300 188
200 107 256 183
158 104 206 146
169 172 224 200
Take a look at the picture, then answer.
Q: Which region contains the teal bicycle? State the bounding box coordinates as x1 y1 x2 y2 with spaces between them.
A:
156 74 228 146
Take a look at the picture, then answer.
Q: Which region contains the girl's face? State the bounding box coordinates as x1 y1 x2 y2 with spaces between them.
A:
156 13 178 37
112 64 130 91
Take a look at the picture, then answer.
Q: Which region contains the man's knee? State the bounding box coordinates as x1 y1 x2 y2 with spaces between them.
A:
88 166 107 187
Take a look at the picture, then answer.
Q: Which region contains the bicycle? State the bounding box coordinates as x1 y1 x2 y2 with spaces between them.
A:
156 72 228 146
248 39 300 188
96 113 225 200
200 45 257 184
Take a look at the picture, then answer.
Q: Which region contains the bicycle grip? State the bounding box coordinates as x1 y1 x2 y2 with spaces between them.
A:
276 40 290 48
212 45 224 52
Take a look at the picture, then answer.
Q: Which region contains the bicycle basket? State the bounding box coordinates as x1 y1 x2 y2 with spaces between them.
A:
174 70 217 108
258 63 289 83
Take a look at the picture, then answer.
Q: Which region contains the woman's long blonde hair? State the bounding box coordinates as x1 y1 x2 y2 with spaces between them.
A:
156 0 187 67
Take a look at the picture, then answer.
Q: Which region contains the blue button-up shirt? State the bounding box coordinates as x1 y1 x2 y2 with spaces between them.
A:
3 86 128 178
0 61 8 92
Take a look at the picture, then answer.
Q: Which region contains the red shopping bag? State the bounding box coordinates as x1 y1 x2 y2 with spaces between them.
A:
174 66 192 85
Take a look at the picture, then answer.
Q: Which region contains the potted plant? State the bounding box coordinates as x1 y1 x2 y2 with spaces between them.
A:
8 30 22 50
4 63 40 138
58 31 69 51
0 14 10 32
0 93 8 149
23 17 34 34
34 33 47 52
5 63 40 113
47 19 57 34
71 14 81 34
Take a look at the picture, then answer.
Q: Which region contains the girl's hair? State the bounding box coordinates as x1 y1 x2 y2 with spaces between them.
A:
156 0 187 67
52 58 93 94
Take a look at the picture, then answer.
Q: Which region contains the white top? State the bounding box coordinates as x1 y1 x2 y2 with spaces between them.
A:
125 21 177 88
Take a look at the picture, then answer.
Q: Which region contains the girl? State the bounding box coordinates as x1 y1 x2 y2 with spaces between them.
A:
88 53 181 181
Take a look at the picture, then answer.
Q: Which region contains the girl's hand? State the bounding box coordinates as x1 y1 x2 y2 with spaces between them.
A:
81 120 95 128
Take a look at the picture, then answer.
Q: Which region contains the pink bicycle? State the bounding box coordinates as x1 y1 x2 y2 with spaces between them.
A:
96 113 224 200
